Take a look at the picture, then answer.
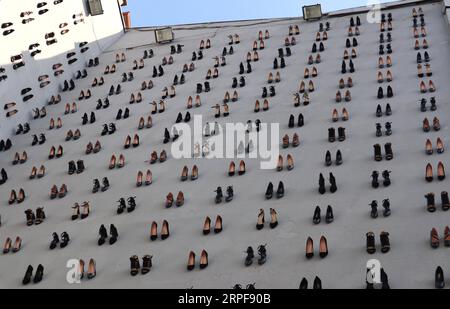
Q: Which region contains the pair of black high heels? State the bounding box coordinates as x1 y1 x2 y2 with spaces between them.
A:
0 139 12 152
62 79 75 91
265 182 284 199
176 112 191 123
425 192 450 213
273 57 286 70
130 255 153 276
214 186 233 203
420 97 437 112
82 112 96 125
101 123 116 136
372 171 391 188
98 224 118 246
196 82 210 94
376 104 392 117
262 86 275 98
232 76 246 88
68 160 85 175
374 143 394 161
377 86 394 99
341 60 355 74
328 127 346 142
116 108 130 120
325 150 343 166
152 65 164 78
319 173 337 194
117 197 136 214
108 84 121 96
164 128 179 144
16 123 30 135
122 72 134 82
239 62 252 75
93 178 109 193
23 265 44 285
375 122 392 137
288 114 304 128
245 245 267 266
299 277 322 289
366 231 390 254
50 232 70 250
370 200 391 218
96 98 110 110
313 206 334 224
32 134 46 146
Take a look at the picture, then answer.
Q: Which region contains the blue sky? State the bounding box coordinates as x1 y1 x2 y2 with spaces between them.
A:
125 0 397 27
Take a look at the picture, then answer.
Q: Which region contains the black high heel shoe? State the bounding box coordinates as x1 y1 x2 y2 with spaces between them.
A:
325 151 332 166
382 170 391 187
277 181 285 198
313 206 321 224
371 171 380 188
382 199 391 217
370 200 379 219
49 232 59 250
130 256 140 276
265 182 274 199
215 187 223 204
98 225 108 246
22 265 33 285
117 198 126 214
109 224 118 245
225 186 234 202
326 206 334 223
436 266 445 289
329 173 337 193
257 245 267 265
33 264 44 284
142 255 153 275
60 232 70 248
319 173 326 194
245 247 254 266
127 197 136 213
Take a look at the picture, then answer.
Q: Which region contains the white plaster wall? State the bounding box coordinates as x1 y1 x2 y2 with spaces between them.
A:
0 0 124 139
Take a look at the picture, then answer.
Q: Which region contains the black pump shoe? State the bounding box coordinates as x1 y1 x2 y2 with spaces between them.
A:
265 182 274 199
276 181 285 199
319 173 326 194
33 264 44 284
22 265 33 285
325 206 334 223
313 206 321 225
109 224 118 245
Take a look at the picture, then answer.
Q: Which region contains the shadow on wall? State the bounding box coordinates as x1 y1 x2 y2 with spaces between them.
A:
0 33 125 140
